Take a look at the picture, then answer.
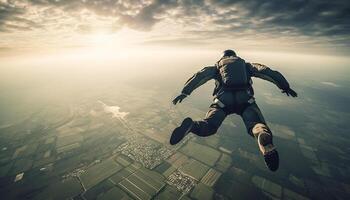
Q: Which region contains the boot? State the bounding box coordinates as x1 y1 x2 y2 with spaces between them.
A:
253 124 279 171
170 117 193 145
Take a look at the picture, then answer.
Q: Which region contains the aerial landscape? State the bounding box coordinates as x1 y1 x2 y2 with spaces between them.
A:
1 53 349 199
0 0 350 199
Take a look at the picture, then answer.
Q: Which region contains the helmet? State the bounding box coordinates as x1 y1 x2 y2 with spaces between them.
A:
222 49 236 57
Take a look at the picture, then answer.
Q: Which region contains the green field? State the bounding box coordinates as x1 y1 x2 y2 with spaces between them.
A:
190 183 214 200
155 185 183 200
252 176 282 199
215 153 232 172
179 159 209 181
34 178 84 200
167 152 189 169
118 166 165 200
96 187 132 200
180 141 221 166
80 158 123 190
201 168 222 187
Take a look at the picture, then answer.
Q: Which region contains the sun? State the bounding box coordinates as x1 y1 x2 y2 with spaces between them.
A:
88 32 115 47
42 28 151 62
72 31 124 60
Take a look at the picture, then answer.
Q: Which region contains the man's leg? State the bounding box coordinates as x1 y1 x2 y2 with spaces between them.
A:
241 103 279 171
170 105 227 145
191 105 227 137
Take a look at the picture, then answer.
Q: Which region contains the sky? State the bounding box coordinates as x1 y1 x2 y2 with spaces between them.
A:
1 0 350 127
0 0 350 59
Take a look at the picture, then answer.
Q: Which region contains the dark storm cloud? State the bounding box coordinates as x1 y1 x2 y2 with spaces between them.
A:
0 1 26 32
120 0 178 30
0 1 46 32
0 0 349 49
206 0 350 38
22 0 178 30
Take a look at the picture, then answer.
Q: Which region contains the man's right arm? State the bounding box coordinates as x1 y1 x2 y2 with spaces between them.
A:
173 66 218 105
181 66 218 95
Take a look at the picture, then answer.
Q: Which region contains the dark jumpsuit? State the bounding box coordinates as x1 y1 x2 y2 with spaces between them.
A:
181 62 290 137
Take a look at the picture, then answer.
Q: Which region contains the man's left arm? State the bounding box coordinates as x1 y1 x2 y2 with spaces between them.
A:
248 63 298 97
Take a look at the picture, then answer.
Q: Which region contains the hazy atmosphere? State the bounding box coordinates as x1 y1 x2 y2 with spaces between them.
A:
1 0 350 200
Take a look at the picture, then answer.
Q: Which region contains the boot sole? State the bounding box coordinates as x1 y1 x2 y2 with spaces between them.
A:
264 149 279 171
170 118 193 145
258 133 279 171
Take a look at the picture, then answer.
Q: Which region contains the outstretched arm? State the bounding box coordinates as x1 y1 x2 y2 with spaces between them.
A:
247 63 297 97
182 66 218 95
173 66 218 105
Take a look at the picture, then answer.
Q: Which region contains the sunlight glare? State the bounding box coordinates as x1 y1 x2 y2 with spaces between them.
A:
89 32 114 47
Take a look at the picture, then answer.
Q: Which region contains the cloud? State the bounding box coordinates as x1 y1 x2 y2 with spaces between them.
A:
142 37 210 46
269 123 296 140
262 92 285 105
0 1 27 32
321 81 340 87
0 0 349 53
117 0 178 30
0 46 11 51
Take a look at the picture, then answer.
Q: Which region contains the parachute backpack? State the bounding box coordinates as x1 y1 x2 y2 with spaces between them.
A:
216 56 250 90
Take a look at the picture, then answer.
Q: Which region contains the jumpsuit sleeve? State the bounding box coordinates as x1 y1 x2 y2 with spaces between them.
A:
247 63 290 90
181 66 218 95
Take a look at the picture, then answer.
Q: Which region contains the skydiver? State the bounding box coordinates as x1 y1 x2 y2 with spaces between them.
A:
170 49 297 171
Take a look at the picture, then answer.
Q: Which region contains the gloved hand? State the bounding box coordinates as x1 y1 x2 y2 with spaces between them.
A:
282 88 298 97
172 94 187 105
